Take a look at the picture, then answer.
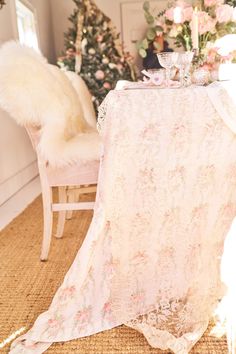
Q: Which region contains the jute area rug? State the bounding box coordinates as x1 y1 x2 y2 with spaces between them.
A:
0 192 228 353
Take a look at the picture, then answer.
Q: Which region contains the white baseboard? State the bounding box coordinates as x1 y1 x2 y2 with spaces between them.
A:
0 176 41 231
0 160 39 206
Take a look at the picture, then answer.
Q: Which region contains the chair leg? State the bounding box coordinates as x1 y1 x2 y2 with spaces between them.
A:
66 187 76 220
55 187 67 238
40 185 53 261
66 209 73 220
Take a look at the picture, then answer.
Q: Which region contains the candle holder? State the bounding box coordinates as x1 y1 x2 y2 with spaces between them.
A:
192 48 201 68
192 67 210 86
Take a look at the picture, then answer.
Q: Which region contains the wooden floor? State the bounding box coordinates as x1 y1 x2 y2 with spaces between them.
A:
0 193 228 353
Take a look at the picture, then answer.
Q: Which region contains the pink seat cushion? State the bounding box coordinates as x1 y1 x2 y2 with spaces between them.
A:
46 160 99 187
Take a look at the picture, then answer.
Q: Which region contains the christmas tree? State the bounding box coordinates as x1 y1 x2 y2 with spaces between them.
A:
58 0 136 111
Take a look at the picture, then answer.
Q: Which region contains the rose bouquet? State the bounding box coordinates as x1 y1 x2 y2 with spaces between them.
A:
139 0 236 69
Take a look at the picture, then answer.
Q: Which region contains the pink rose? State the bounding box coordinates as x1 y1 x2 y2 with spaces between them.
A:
191 11 216 35
206 48 218 64
75 307 91 324
183 6 193 21
103 82 111 90
165 7 174 21
165 4 193 23
104 302 111 312
175 1 191 8
204 0 217 7
216 4 234 23
95 70 105 80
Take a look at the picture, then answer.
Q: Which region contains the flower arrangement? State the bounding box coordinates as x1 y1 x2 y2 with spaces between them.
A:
138 0 236 69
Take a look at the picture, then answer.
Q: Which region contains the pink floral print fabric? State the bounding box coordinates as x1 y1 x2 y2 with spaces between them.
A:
10 84 236 353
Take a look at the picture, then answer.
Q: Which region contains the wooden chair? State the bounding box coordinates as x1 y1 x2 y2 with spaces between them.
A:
26 126 99 261
0 42 100 261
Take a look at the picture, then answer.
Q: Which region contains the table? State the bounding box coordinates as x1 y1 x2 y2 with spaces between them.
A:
10 82 236 354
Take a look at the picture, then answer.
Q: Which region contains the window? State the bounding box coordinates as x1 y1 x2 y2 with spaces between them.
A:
15 0 39 51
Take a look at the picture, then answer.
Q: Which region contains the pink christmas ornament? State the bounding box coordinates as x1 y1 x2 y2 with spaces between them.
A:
95 70 105 80
103 82 111 89
165 7 174 21
96 35 103 42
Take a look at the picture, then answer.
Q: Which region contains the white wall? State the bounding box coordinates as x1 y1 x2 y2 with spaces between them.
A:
0 0 55 206
49 0 74 59
30 0 56 63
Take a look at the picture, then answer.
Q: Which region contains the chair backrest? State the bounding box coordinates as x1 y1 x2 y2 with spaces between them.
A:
64 71 97 129
25 125 41 151
25 125 48 168
0 42 101 167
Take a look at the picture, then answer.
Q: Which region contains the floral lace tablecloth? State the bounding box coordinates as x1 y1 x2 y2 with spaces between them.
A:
10 82 236 354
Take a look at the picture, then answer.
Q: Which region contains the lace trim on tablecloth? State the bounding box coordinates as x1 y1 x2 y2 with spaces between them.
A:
97 93 111 134
127 317 209 354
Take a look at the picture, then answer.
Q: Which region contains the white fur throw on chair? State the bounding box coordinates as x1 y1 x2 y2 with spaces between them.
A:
0 41 101 166
65 71 97 130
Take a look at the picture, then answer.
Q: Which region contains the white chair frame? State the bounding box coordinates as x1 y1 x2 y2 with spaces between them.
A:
26 126 99 261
